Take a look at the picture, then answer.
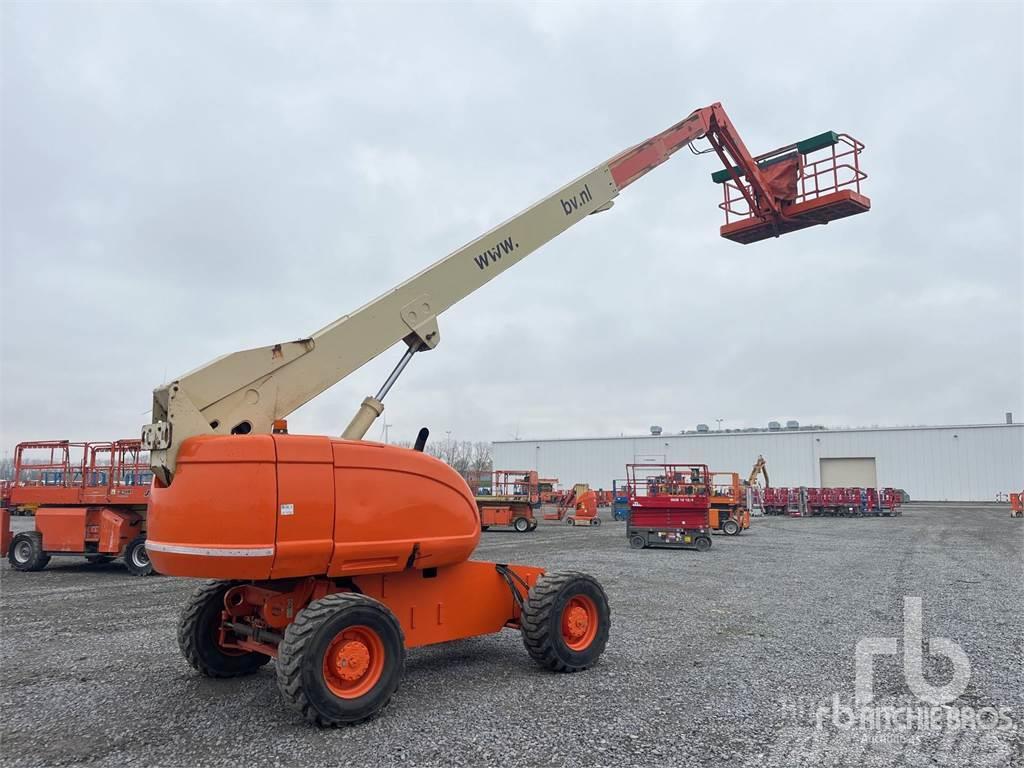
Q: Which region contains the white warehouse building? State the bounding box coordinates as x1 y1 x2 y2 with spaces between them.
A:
492 422 1024 502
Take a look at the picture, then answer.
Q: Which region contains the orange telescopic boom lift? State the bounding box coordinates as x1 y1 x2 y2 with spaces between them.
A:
139 104 869 725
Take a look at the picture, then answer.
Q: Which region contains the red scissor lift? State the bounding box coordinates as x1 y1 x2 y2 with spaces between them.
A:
625 463 712 551
2 439 154 575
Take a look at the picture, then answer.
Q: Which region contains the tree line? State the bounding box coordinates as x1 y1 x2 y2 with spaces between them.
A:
392 439 492 482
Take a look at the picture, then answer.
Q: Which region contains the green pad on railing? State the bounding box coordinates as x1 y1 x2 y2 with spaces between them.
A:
795 131 840 155
711 131 839 183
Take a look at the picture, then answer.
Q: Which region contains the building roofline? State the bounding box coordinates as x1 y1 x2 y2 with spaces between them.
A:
493 422 1022 445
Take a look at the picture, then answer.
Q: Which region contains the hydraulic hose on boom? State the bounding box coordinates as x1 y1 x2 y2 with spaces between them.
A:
142 103 869 484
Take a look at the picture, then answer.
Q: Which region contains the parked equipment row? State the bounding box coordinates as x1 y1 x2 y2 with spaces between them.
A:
759 486 902 517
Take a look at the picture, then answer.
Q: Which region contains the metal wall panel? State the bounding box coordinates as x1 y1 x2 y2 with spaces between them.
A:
493 424 1023 502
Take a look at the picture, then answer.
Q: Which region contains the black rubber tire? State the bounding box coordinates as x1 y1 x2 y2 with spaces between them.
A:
520 571 610 673
528 521 538 531
629 534 646 549
513 517 530 533
178 580 270 678
592 517 602 527
86 555 115 564
123 536 153 576
722 519 740 536
565 518 574 526
277 593 405 726
7 532 50 571
695 535 712 552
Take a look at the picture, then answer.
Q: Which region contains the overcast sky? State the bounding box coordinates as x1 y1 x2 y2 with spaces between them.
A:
1 1 1022 451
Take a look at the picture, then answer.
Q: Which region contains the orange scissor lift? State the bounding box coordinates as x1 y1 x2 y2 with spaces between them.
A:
473 470 540 532
140 103 869 726
3 440 153 575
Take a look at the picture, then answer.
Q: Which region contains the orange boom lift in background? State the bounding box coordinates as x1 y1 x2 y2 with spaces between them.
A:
139 104 869 725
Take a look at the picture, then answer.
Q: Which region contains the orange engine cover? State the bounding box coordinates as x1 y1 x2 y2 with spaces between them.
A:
146 434 482 580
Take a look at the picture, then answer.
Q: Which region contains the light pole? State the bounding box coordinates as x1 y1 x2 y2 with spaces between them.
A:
535 445 540 471
715 418 724 432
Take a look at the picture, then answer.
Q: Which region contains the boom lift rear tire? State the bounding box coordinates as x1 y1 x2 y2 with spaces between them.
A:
8 532 50 572
722 519 740 536
276 593 405 726
178 580 271 678
123 536 153 577
520 571 610 672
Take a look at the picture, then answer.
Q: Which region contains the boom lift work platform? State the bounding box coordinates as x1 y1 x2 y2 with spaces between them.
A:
138 103 869 726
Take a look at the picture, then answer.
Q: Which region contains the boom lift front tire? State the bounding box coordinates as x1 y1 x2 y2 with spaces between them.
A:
276 593 405 726
123 536 153 576
520 571 610 672
178 580 271 678
8 532 50 572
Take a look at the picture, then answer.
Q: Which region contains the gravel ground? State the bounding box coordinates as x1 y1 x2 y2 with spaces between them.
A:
2 505 1021 768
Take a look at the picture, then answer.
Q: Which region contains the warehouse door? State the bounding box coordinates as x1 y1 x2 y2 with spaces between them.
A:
820 457 877 488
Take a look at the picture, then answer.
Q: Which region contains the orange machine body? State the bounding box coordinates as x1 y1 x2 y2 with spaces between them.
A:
34 507 143 554
567 489 600 526
147 434 546 651
147 434 483 582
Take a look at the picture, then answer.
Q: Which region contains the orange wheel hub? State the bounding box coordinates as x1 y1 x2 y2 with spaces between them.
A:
322 625 385 699
560 595 599 651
